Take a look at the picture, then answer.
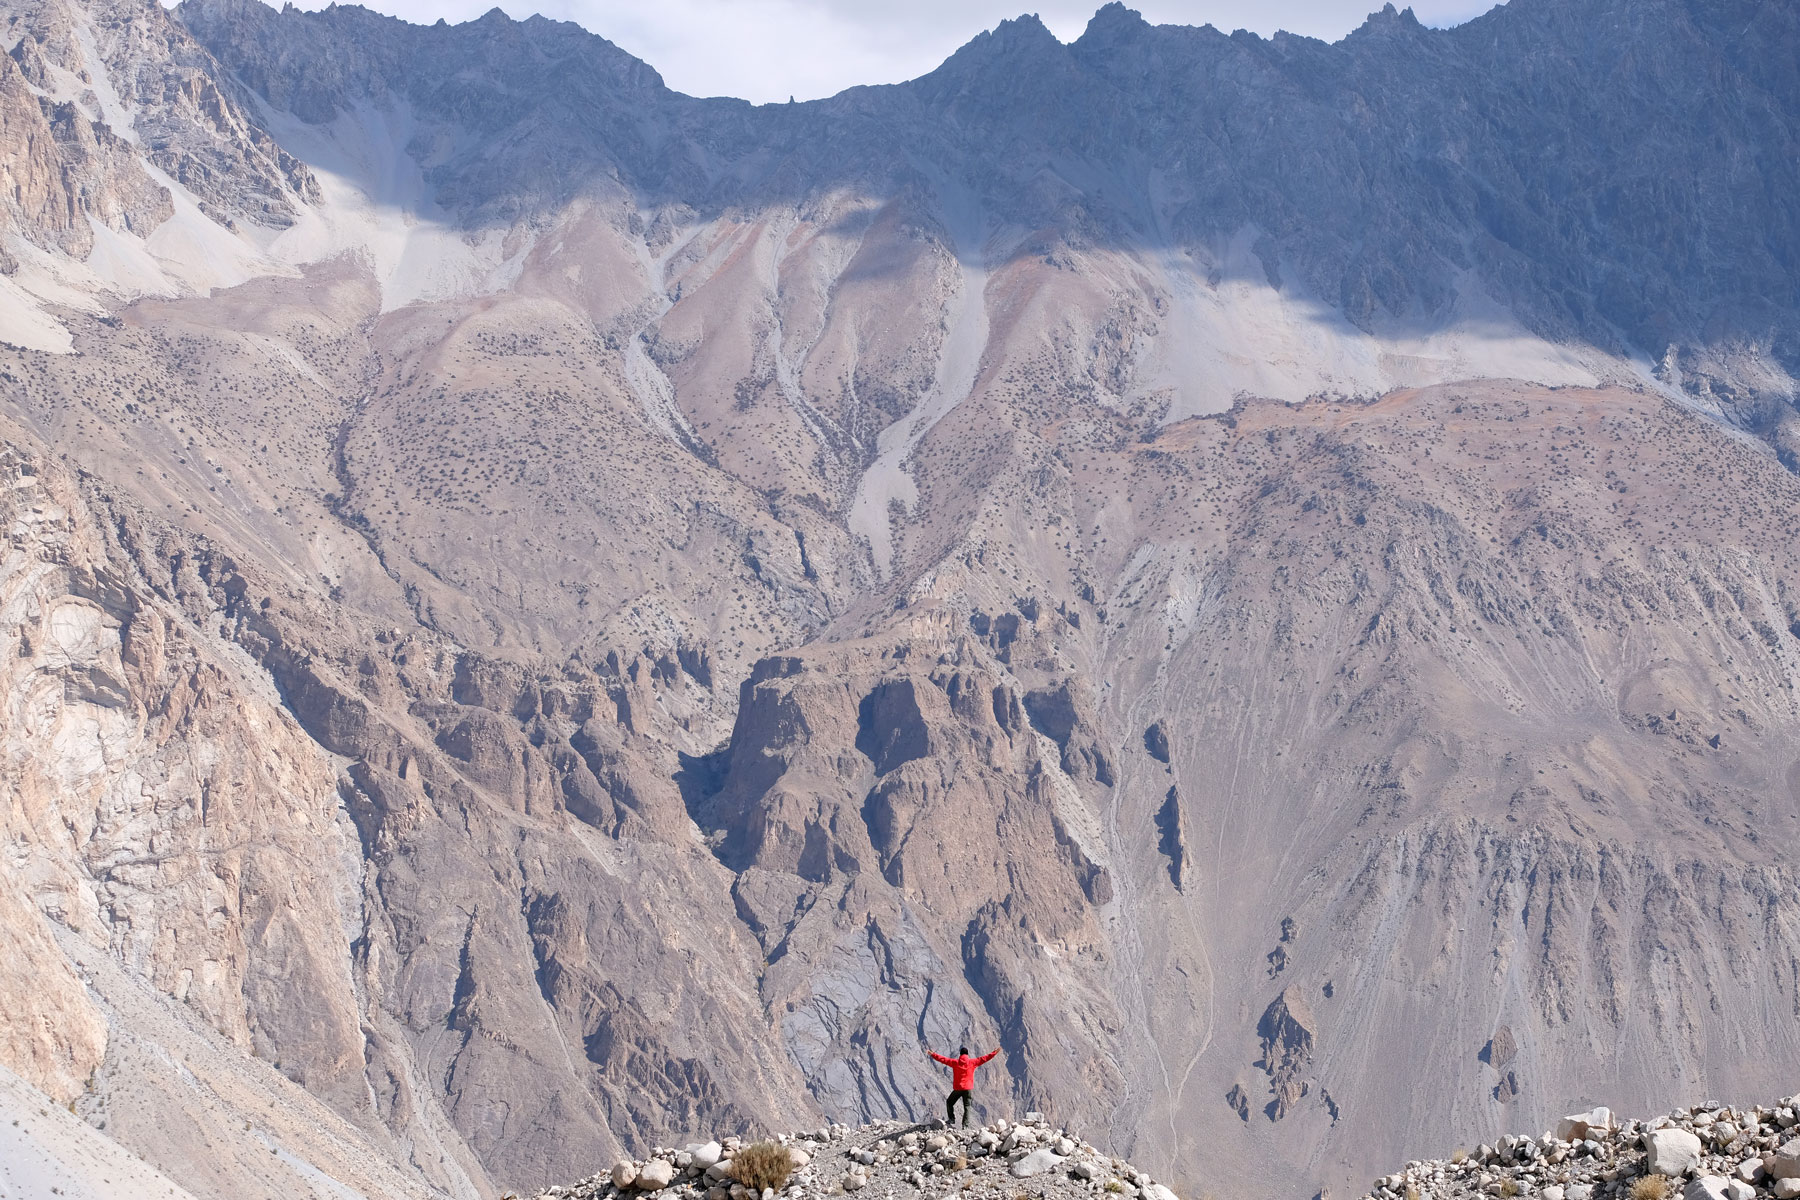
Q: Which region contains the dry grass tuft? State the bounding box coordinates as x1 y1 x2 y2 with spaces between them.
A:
732 1142 795 1192
1630 1175 1674 1200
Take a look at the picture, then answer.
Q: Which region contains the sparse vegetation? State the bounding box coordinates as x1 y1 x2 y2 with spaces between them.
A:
732 1141 796 1192
1497 1181 1521 1198
1630 1176 1674 1200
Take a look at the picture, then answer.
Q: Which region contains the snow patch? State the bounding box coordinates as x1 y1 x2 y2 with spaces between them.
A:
849 184 991 576
1133 228 1627 420
621 221 706 444
260 100 537 312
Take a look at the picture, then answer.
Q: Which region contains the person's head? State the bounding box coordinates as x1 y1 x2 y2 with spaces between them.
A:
959 1045 968 1057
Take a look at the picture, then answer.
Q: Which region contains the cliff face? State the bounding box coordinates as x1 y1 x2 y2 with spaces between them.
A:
0 2 1798 1200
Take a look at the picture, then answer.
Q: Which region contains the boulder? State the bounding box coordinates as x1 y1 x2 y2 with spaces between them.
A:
1771 1138 1800 1179
613 1162 639 1189
1645 1128 1704 1176
689 1142 724 1171
1541 1187 1565 1200
1145 1184 1179 1200
1683 1177 1729 1200
1775 1182 1800 1200
1566 1186 1593 1200
638 1160 675 1190
1010 1148 1065 1178
842 1173 868 1192
1737 1159 1766 1183
1557 1109 1615 1142
1074 1162 1105 1182
1725 1181 1754 1200
788 1149 811 1170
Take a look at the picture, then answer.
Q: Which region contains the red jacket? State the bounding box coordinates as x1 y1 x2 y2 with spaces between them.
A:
930 1050 998 1090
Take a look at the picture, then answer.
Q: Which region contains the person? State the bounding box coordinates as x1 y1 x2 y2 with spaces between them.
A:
927 1044 1000 1128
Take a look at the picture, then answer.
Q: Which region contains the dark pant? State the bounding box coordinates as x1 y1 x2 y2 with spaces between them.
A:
946 1088 972 1126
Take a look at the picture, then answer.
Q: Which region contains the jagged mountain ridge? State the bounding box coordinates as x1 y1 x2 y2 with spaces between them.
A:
172 0 1800 433
0 2 1797 1200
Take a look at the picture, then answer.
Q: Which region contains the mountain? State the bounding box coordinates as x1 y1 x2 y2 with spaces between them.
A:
0 1 1797 1199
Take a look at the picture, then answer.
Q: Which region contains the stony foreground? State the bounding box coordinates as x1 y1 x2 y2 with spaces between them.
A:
1363 1097 1800 1200
531 1114 1179 1200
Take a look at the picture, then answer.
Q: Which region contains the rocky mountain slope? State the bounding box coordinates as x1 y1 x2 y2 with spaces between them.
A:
0 2 1797 1200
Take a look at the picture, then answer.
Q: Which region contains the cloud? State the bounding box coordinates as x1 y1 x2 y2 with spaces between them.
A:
267 0 1501 104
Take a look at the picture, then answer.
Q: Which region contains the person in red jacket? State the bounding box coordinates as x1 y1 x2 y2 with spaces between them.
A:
928 1044 1000 1128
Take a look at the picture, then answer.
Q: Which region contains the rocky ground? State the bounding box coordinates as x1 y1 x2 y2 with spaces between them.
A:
1362 1099 1800 1200
532 1113 1180 1200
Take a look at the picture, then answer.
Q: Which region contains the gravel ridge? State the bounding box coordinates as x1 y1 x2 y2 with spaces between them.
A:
1360 1096 1800 1200
530 1113 1178 1200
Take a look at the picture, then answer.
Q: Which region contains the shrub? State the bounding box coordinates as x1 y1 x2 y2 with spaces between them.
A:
1498 1181 1521 1197
1450 1148 1469 1164
1630 1176 1673 1200
733 1142 796 1192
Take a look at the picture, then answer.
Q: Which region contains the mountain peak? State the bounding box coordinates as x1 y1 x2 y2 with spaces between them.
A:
1350 2 1426 37
1079 2 1151 46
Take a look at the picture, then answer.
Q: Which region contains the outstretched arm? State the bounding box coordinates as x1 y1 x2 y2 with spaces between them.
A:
929 1051 954 1065
975 1049 1000 1065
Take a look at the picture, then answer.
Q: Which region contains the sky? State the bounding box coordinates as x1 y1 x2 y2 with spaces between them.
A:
275 0 1499 104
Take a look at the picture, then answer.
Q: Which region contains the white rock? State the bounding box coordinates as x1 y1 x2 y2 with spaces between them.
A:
1541 1187 1565 1200
638 1160 676 1190
1565 1187 1593 1200
706 1161 735 1182
1772 1138 1800 1179
689 1143 725 1171
1024 1112 1046 1124
1737 1159 1766 1183
1725 1181 1754 1200
1775 1182 1800 1200
1010 1148 1065 1178
841 1173 868 1193
1054 1138 1078 1157
1556 1109 1614 1142
787 1149 810 1170
1683 1176 1729 1200
613 1161 640 1189
1144 1184 1179 1200
1645 1128 1704 1177
1073 1162 1105 1182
